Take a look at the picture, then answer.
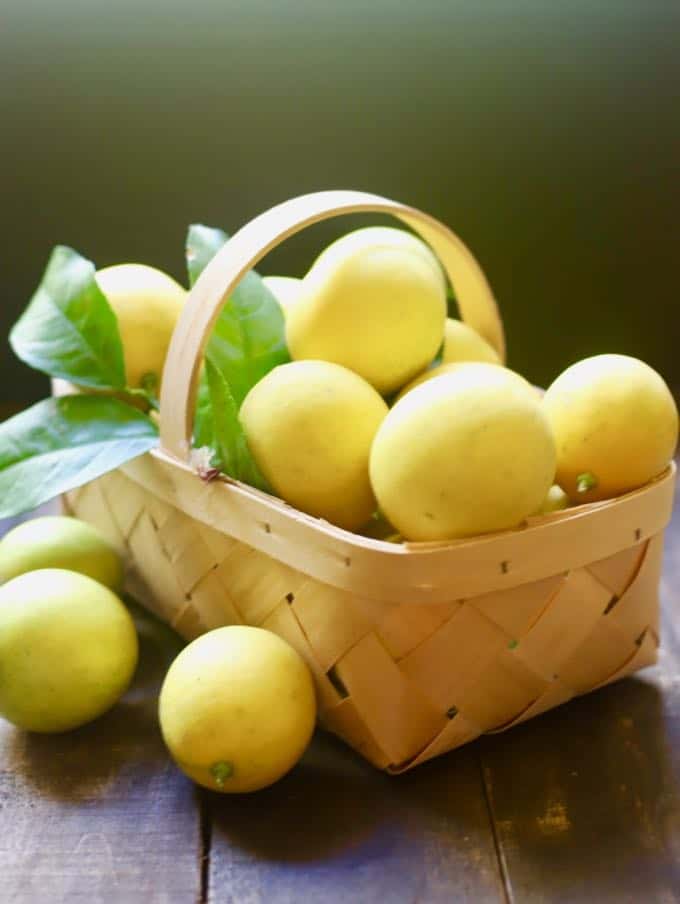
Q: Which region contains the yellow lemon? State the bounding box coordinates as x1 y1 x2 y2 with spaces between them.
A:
262 275 303 317
396 360 530 402
441 318 501 365
95 264 186 390
0 516 123 590
370 366 556 541
0 569 138 732
286 227 446 394
543 354 678 502
159 626 316 793
240 360 388 530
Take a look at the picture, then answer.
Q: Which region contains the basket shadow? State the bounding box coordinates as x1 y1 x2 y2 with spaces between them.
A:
5 603 183 802
205 726 487 866
476 668 680 897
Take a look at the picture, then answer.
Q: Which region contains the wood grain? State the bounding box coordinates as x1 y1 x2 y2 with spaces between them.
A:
478 475 680 903
0 512 202 904
206 733 505 904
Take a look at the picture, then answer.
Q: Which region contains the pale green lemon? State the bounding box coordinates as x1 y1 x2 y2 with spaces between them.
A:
0 569 138 732
95 263 186 390
240 360 388 530
0 517 123 590
543 354 678 502
159 626 316 793
370 366 556 541
286 227 446 394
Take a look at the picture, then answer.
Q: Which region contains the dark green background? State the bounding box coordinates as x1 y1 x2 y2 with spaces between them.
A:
2 1 679 405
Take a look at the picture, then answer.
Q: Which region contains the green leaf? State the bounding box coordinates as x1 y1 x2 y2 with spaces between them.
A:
186 223 229 289
10 246 126 390
185 224 289 408
193 371 215 451
204 358 269 490
0 395 158 519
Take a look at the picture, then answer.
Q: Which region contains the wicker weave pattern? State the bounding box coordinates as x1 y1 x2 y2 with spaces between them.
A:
64 469 661 772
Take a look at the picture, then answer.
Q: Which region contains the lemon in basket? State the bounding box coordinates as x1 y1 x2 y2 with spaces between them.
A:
159 626 316 793
543 354 678 502
286 227 447 394
441 318 501 366
95 263 186 391
0 516 123 590
240 360 388 530
262 275 303 317
0 569 138 732
370 365 556 541
396 360 530 402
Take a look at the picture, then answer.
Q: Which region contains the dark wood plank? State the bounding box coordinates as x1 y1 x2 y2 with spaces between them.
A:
0 510 203 904
479 479 680 903
206 732 505 904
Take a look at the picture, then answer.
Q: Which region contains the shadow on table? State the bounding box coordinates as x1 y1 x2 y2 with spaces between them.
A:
206 722 491 865
4 603 183 802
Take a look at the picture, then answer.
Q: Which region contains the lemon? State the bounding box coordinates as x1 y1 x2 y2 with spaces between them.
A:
396 360 529 402
370 366 556 541
533 484 570 515
95 263 186 390
240 360 388 530
0 516 123 590
543 354 678 502
0 569 138 732
159 626 316 793
262 275 303 317
286 227 446 394
441 318 502 365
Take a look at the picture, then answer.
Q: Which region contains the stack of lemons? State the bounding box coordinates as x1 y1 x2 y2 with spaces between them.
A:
245 227 678 541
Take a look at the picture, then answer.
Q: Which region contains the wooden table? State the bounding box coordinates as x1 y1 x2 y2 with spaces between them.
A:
1 483 679 904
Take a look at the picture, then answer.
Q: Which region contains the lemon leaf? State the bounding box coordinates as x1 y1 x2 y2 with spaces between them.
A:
0 395 158 518
204 358 269 491
10 246 126 390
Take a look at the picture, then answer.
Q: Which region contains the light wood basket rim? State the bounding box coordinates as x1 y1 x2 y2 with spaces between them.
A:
119 449 675 605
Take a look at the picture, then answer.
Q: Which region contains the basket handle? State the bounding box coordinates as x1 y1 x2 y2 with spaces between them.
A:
159 190 505 461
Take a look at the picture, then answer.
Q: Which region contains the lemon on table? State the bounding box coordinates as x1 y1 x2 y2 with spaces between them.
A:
95 263 186 390
0 569 138 732
0 516 123 590
542 354 678 502
370 365 556 541
159 626 316 793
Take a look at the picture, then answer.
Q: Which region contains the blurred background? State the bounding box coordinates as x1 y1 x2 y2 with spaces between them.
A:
2 0 679 411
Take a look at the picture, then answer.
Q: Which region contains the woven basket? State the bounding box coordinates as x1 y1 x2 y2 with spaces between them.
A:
61 191 676 773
